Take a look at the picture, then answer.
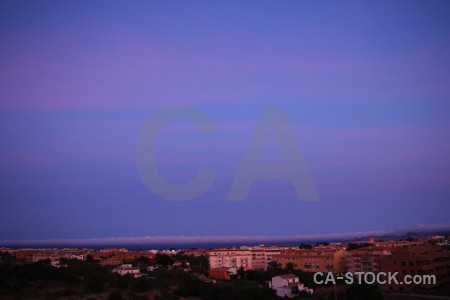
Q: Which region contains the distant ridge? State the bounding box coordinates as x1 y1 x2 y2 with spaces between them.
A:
1 223 448 249
355 230 450 241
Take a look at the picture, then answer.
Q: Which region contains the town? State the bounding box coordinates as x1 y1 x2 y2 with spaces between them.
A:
1 235 449 299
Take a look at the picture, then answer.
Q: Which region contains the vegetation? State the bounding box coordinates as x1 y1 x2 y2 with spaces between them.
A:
346 283 383 300
0 251 279 299
0 251 163 299
229 262 318 291
298 244 313 250
154 253 173 267
0 251 386 300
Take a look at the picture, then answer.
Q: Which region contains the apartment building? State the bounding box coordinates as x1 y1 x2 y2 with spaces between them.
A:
92 249 155 262
379 245 450 292
209 248 253 270
272 248 347 273
345 247 392 274
209 247 282 271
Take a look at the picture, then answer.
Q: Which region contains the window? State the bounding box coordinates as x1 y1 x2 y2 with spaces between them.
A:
401 261 406 266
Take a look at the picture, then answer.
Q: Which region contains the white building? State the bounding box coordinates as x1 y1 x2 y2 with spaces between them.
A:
64 254 86 261
113 264 144 278
147 265 159 272
269 274 313 298
50 260 68 268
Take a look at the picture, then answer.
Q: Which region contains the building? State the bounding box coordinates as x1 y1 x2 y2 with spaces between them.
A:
112 264 144 277
93 249 155 263
379 245 450 292
100 257 122 267
50 260 68 268
209 248 253 270
345 247 392 274
208 247 282 271
209 267 233 280
268 274 313 298
64 254 86 261
32 253 61 262
272 248 347 273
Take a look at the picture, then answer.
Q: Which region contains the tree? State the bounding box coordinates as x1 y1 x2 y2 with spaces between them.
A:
176 276 205 297
298 244 312 250
314 242 330 247
174 251 186 261
346 283 383 300
347 243 372 251
0 251 16 265
132 277 152 293
132 256 150 267
292 269 317 289
84 274 105 293
285 263 295 273
188 254 209 274
155 253 173 268
238 266 246 279
268 261 280 269
107 290 124 300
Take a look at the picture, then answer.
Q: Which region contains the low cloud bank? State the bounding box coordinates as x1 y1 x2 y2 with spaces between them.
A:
1 223 449 247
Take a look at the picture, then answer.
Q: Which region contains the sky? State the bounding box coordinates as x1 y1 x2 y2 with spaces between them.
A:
0 1 449 242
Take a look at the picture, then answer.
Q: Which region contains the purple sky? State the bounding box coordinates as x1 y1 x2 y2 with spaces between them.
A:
0 1 449 241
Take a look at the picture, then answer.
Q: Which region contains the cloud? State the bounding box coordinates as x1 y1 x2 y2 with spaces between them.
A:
1 223 448 248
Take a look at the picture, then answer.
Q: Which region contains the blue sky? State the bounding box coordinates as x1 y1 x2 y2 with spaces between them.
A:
0 1 449 241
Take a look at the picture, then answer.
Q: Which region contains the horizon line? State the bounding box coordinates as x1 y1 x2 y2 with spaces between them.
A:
1 223 449 247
